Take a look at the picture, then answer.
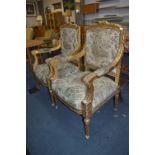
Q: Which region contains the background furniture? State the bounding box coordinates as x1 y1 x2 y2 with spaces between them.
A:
48 22 125 139
26 39 44 69
26 28 34 40
46 11 65 30
33 26 46 38
35 29 59 43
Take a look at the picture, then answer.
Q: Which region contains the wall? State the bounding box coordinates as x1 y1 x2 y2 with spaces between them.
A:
83 0 129 25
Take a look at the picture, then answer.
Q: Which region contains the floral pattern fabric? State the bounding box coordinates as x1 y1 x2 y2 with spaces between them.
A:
85 28 120 70
52 72 118 110
60 28 78 57
51 26 120 110
34 26 79 85
34 62 79 85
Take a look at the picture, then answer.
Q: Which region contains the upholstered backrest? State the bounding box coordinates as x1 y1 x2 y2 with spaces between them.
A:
26 28 33 40
84 22 124 71
60 24 80 57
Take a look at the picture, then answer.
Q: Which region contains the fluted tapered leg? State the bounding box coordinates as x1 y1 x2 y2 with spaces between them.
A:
49 90 57 108
113 93 120 111
48 79 58 108
83 118 91 139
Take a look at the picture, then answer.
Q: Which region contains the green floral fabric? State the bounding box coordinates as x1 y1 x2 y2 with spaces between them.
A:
85 28 120 70
34 62 79 85
52 72 118 110
34 27 79 85
52 26 120 110
60 28 78 57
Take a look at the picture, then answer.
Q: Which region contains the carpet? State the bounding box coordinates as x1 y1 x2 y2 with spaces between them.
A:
26 56 129 155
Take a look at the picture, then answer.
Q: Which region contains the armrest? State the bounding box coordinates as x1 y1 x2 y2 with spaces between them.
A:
31 40 61 55
46 56 71 79
82 72 98 106
93 44 124 77
45 43 84 83
31 40 61 70
70 49 86 61
82 44 124 106
39 40 53 48
45 58 61 81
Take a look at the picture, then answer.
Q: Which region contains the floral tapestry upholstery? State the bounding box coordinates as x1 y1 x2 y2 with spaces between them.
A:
85 28 120 70
52 72 118 110
60 28 78 57
34 26 80 86
34 62 79 85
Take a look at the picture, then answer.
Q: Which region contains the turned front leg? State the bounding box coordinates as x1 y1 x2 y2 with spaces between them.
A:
47 79 57 108
113 91 121 111
82 100 92 139
83 117 91 139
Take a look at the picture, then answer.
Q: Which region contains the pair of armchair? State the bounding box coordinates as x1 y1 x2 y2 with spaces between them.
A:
32 22 125 139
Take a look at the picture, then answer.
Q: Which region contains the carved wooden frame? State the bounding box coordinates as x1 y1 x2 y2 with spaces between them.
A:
47 21 125 139
31 23 81 88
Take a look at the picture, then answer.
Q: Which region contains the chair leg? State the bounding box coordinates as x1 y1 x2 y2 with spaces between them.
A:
83 117 91 139
113 92 120 111
28 81 41 94
49 90 58 108
47 79 58 109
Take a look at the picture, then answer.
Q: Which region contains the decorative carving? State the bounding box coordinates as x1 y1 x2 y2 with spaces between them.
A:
47 21 125 139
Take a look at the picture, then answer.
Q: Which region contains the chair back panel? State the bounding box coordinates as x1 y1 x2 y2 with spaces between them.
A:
85 28 120 68
60 24 80 57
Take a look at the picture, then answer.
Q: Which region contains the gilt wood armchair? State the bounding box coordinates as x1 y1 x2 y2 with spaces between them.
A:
31 23 82 94
47 21 125 139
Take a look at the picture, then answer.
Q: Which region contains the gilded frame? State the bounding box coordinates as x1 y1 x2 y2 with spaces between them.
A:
47 21 125 139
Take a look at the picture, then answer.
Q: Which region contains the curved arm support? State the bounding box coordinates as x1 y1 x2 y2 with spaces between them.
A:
46 58 61 81
31 40 61 70
46 58 61 91
31 50 40 70
82 44 124 112
81 72 98 116
108 44 124 73
70 49 86 61
82 72 98 103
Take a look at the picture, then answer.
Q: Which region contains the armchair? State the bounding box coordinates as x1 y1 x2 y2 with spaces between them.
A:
48 21 125 139
31 23 81 96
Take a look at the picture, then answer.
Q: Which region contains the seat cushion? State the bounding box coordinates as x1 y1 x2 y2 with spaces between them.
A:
52 71 118 110
34 62 79 85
